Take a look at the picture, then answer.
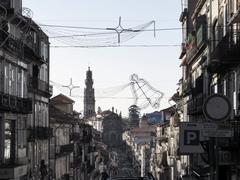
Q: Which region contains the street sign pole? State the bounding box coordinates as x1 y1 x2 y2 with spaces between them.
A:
209 138 215 180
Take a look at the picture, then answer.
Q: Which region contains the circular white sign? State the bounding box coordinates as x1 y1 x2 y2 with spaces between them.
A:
203 94 231 121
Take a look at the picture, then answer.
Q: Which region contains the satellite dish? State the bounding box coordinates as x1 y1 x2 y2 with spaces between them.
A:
22 7 33 18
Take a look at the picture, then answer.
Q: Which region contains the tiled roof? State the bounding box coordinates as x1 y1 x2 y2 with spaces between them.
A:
50 93 75 104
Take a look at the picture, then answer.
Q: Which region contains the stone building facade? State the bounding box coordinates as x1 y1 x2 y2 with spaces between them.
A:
102 108 123 148
0 1 52 179
179 0 240 179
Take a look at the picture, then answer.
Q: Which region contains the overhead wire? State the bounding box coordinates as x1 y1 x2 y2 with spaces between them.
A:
50 44 181 48
38 21 183 48
40 23 182 32
40 23 239 48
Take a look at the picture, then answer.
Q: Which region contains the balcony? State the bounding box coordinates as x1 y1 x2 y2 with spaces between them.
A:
211 33 240 64
28 126 53 141
191 74 203 96
0 0 14 16
182 79 192 96
17 97 33 114
28 77 52 97
56 144 74 157
0 30 22 57
24 43 44 64
0 92 32 114
196 21 207 47
0 164 28 179
70 132 80 141
187 93 204 115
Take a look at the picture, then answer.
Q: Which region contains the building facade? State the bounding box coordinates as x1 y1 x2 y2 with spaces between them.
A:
50 94 76 180
123 115 156 177
102 108 123 148
179 0 240 179
0 1 52 179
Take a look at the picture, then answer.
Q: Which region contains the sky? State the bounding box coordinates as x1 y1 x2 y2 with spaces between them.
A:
22 0 183 117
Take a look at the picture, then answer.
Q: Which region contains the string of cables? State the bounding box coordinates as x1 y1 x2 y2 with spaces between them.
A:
39 18 184 48
50 73 166 110
40 22 240 48
40 21 158 47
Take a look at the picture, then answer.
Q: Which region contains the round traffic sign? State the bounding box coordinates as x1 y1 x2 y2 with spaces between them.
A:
203 94 232 122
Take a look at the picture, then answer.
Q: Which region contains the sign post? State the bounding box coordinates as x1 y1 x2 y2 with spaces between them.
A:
203 94 232 180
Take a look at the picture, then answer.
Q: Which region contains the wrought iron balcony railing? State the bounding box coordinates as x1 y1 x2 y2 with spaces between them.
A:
0 0 14 15
0 92 32 114
182 79 192 96
28 126 53 141
187 93 204 115
28 77 52 97
56 143 74 157
211 33 240 63
0 30 22 57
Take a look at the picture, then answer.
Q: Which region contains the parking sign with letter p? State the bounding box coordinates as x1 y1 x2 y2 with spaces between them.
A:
184 130 199 145
179 122 204 154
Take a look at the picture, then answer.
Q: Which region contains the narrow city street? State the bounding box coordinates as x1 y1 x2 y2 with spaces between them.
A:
1 0 240 180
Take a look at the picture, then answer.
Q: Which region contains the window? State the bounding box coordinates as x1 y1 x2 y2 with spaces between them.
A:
41 41 44 59
4 63 9 93
33 32 37 44
0 60 3 91
44 44 48 61
223 4 228 36
40 42 49 61
10 64 17 96
23 70 27 98
17 117 27 151
17 68 27 98
17 69 22 97
40 66 44 81
3 62 27 97
4 120 15 163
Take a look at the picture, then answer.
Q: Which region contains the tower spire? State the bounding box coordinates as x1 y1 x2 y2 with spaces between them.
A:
84 67 95 118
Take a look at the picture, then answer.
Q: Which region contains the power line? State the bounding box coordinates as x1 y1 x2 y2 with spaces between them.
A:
50 32 116 38
39 24 108 30
50 44 181 48
71 95 173 99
